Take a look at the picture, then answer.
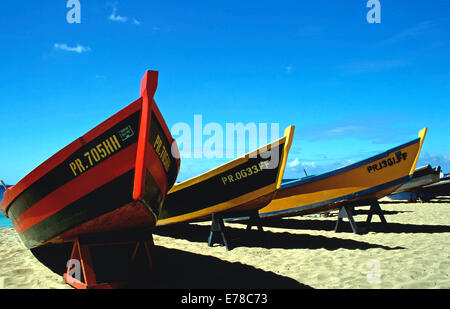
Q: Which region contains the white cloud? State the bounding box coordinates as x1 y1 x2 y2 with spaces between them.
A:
326 125 364 136
108 8 128 22
289 158 301 168
385 20 437 44
288 158 317 169
418 153 450 172
301 161 317 169
285 158 319 178
54 43 91 54
338 159 354 167
107 6 141 25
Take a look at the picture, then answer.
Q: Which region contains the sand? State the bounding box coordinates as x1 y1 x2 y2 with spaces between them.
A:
0 199 449 289
0 229 71 289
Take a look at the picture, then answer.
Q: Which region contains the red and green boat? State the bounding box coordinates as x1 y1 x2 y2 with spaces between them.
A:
0 70 180 249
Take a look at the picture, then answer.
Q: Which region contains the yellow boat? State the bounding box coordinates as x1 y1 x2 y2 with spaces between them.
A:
258 128 427 219
157 126 295 226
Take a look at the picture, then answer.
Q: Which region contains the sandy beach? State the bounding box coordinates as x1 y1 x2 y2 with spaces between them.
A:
0 199 449 289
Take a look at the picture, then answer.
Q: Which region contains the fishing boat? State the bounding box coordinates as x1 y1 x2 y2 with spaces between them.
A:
412 175 450 202
0 184 12 227
156 126 295 226
391 165 441 194
0 184 12 201
0 70 180 250
387 165 441 201
258 128 427 219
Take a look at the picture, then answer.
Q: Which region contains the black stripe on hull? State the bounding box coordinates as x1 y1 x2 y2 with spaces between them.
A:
141 170 164 219
159 144 284 220
19 170 136 248
149 113 178 188
8 111 141 221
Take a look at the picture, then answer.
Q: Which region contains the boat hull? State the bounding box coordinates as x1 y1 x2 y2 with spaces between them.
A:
259 129 427 218
157 126 295 226
390 165 441 195
0 71 180 249
417 178 450 199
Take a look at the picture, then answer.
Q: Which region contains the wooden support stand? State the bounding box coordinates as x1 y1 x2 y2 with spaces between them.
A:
335 205 360 234
208 210 264 250
63 233 154 289
334 200 387 234
208 213 230 250
245 211 264 232
365 200 387 225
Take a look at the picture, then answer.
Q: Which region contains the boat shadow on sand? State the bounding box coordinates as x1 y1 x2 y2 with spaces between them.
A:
31 243 308 289
138 246 310 289
154 223 404 251
257 216 450 235
381 199 450 204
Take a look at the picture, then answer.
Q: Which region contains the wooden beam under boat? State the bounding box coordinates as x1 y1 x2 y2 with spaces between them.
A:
257 128 428 219
156 126 295 226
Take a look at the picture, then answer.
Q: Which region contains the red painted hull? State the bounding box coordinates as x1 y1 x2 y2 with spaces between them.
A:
0 70 180 249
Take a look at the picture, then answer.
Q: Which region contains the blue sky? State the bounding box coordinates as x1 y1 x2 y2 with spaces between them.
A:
0 0 449 184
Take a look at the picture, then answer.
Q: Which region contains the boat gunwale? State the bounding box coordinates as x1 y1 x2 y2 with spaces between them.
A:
260 174 412 218
422 179 450 188
158 126 295 224
168 129 293 194
1 70 181 218
0 99 143 216
158 183 277 225
280 137 421 190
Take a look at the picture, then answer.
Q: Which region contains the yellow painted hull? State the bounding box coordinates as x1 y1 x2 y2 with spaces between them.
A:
259 128 427 218
157 126 295 225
